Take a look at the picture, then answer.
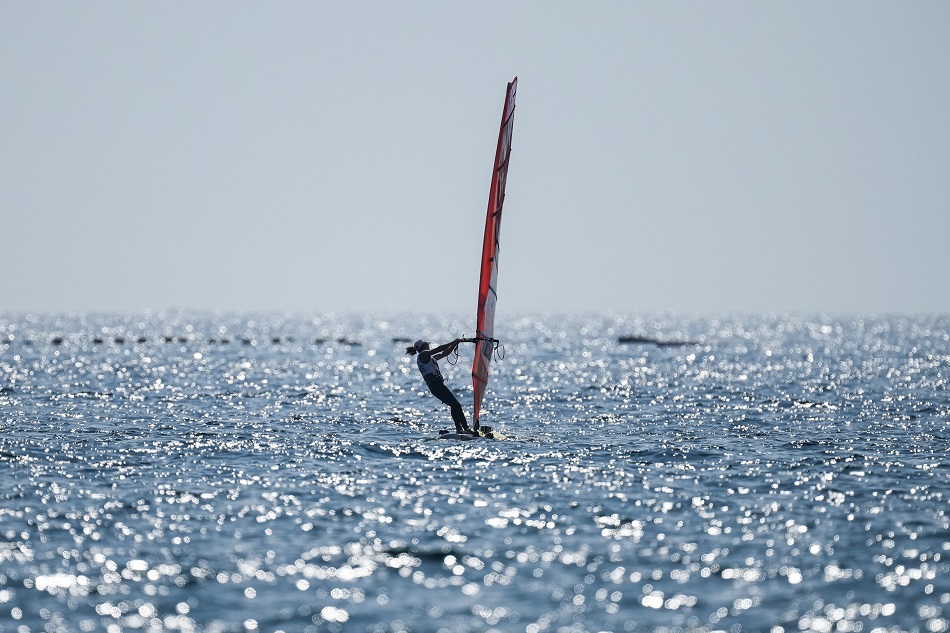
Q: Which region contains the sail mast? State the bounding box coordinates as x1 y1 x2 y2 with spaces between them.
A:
472 77 517 430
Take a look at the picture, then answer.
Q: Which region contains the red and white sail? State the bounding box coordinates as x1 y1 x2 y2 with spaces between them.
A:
472 77 517 429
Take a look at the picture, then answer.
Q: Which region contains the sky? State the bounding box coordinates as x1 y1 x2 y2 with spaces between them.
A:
2 2 949 316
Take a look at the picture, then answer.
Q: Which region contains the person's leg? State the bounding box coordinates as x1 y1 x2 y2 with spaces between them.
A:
428 380 471 433
447 399 469 433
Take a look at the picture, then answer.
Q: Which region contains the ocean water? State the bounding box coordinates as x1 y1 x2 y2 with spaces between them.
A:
0 312 947 633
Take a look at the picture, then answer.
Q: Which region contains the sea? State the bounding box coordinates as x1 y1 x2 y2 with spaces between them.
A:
0 312 947 633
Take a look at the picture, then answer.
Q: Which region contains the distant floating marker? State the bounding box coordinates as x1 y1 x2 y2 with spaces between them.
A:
618 335 701 347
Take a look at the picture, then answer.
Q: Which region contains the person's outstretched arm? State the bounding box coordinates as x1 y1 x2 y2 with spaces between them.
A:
429 338 462 360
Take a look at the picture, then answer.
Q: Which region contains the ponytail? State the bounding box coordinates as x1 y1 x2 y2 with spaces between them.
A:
406 346 418 356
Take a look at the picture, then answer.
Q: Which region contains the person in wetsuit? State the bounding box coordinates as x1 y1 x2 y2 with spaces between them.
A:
406 338 473 434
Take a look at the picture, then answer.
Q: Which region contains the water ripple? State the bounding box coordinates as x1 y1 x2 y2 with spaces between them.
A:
0 312 948 631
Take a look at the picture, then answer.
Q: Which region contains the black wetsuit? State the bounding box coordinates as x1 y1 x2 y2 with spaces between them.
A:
417 353 469 433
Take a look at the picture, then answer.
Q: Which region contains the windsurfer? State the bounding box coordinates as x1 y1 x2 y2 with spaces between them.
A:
407 339 473 434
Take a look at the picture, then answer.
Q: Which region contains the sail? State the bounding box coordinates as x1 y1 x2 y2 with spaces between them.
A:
472 77 517 429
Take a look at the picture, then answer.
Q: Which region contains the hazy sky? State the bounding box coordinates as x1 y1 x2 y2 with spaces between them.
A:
3 2 949 315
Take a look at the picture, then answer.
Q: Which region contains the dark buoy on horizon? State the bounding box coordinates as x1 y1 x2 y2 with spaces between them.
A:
618 335 702 347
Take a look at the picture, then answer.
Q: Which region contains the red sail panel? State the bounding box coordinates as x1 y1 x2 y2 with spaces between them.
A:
473 77 517 429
